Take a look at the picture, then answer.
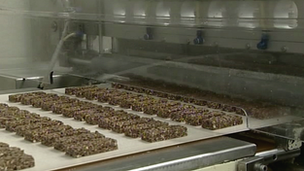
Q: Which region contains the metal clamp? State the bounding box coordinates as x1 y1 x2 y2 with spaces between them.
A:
257 33 269 50
238 149 301 171
193 30 204 45
144 27 153 40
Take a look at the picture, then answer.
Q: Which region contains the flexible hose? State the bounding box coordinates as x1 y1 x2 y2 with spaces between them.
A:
38 20 71 89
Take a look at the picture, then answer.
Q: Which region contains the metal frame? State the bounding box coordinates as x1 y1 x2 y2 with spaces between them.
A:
76 137 256 171
238 149 301 171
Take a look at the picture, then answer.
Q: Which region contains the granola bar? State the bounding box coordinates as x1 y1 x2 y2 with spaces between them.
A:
54 131 105 152
65 138 118 158
141 125 187 142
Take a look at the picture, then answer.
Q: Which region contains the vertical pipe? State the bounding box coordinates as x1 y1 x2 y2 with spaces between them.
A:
99 23 104 53
195 0 200 26
259 1 267 29
98 0 104 54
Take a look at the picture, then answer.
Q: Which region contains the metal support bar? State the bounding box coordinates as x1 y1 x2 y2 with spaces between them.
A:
238 149 301 171
78 137 256 171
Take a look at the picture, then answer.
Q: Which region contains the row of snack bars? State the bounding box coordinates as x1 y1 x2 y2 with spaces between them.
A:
65 85 243 130
116 77 286 119
0 142 34 171
0 102 118 159
111 83 244 114
8 92 188 142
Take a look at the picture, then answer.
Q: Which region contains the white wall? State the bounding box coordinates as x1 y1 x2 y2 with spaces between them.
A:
0 0 32 69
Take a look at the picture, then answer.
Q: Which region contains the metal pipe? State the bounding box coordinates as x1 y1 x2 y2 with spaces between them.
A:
68 58 91 66
98 0 104 54
98 23 104 54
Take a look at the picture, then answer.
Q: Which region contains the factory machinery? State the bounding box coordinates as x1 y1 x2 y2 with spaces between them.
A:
0 0 304 171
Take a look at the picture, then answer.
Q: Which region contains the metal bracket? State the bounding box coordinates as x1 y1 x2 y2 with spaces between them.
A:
193 30 204 45
257 32 269 50
275 137 303 151
144 27 153 40
258 122 304 151
238 149 301 171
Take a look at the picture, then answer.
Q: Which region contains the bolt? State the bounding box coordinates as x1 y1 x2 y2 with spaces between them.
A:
246 43 251 49
272 154 277 161
281 46 288 52
255 163 268 171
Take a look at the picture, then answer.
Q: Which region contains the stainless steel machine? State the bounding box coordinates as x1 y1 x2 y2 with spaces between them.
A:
0 0 304 171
